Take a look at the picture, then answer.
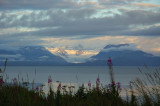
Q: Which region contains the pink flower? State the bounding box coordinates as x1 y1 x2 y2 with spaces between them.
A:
107 57 112 66
96 76 100 90
35 86 39 91
117 82 121 90
96 77 100 84
57 83 61 90
48 77 52 84
88 81 91 88
112 81 115 86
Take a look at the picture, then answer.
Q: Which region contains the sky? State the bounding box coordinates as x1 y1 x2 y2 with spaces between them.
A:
0 0 160 63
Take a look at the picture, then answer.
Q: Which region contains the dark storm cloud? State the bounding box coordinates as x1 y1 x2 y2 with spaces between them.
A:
0 0 77 10
1 9 159 37
0 0 160 37
0 8 97 28
0 0 150 10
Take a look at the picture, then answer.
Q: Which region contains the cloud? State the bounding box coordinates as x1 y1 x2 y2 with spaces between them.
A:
0 0 160 38
45 46 98 63
0 8 97 29
0 0 147 10
0 0 77 10
101 43 138 52
124 25 160 36
1 9 160 37
98 0 148 7
132 2 159 8
74 44 84 50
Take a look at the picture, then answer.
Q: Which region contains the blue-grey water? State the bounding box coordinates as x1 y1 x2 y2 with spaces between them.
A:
2 66 159 94
3 66 158 84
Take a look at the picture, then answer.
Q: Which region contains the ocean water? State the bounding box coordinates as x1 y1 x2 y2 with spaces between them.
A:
2 66 159 94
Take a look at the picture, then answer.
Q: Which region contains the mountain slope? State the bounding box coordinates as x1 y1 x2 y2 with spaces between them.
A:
1 44 160 66
18 46 66 62
0 46 68 66
86 44 160 66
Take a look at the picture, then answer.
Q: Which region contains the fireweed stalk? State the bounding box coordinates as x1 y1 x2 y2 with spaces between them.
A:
96 75 100 90
48 75 52 88
88 80 91 90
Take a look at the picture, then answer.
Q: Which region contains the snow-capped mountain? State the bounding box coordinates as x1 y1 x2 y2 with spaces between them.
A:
0 44 160 66
0 46 68 65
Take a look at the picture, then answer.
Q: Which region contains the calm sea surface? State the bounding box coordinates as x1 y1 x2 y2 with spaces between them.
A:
2 66 159 94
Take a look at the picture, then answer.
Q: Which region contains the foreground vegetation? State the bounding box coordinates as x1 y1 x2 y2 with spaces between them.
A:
0 83 123 106
0 59 160 106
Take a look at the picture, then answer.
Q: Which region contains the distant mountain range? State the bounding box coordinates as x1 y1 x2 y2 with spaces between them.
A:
0 46 68 66
82 44 160 66
0 44 160 66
